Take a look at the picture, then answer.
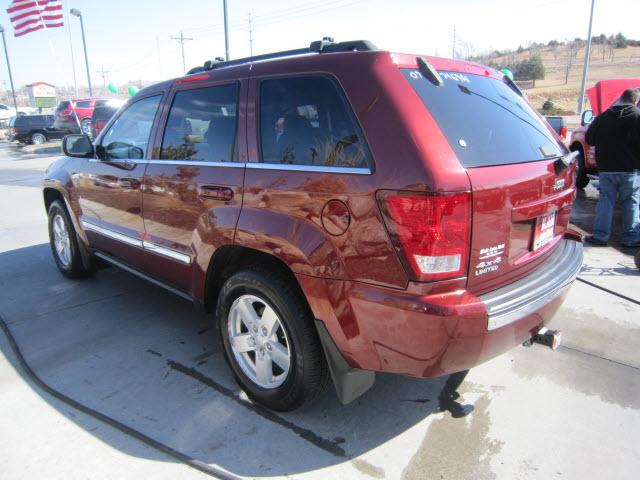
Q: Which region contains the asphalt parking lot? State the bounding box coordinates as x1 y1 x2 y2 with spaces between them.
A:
1 142 639 480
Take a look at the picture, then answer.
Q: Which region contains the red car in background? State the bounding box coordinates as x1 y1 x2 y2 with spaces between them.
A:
570 78 640 188
53 97 106 135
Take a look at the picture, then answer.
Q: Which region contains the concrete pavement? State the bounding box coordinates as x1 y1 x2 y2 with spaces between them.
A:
0 143 638 479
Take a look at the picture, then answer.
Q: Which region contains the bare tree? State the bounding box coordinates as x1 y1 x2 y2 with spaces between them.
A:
564 40 578 84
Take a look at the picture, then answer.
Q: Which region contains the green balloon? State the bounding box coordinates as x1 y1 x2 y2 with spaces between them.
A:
107 83 118 93
127 86 139 96
501 68 514 81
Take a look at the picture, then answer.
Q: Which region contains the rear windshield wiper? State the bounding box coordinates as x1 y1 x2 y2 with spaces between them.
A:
416 57 443 87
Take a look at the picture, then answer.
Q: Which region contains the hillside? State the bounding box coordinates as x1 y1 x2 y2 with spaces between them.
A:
477 43 640 114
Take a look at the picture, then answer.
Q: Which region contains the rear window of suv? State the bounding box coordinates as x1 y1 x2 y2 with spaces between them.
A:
402 69 564 167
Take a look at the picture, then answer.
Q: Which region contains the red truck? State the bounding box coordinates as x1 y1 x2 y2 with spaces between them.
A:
570 78 640 188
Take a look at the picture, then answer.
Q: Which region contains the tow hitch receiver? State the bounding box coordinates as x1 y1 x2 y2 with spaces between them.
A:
527 327 562 350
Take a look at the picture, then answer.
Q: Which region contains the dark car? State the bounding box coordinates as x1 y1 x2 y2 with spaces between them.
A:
90 99 125 138
8 114 65 144
53 97 106 134
42 39 583 411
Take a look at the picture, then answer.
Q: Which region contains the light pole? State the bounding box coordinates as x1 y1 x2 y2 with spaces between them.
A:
0 25 18 113
578 0 595 114
70 8 93 97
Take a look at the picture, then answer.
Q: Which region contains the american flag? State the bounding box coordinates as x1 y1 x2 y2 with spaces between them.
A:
6 0 64 37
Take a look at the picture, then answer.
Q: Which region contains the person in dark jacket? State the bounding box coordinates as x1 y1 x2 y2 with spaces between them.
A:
585 88 640 247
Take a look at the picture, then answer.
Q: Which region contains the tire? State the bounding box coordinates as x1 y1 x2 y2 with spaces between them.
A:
30 132 47 144
574 149 589 189
217 268 329 411
47 200 93 278
80 118 91 135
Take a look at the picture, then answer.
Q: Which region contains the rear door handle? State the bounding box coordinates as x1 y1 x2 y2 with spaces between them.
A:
198 185 234 201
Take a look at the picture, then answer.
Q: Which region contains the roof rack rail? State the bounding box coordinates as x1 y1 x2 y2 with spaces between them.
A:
186 38 377 75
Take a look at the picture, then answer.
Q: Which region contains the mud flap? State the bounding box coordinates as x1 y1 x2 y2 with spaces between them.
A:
314 320 375 404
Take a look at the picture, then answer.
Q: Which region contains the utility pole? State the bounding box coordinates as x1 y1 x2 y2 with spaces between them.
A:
452 26 456 59
223 0 230 61
171 31 193 74
0 25 18 112
578 0 595 114
96 66 109 91
248 12 254 57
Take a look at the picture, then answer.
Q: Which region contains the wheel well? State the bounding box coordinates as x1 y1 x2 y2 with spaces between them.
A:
43 187 64 213
204 245 309 315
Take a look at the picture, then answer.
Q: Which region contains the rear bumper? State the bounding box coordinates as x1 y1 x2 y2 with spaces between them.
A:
299 238 582 378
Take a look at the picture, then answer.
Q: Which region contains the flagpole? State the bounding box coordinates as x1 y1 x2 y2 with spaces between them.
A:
0 25 18 113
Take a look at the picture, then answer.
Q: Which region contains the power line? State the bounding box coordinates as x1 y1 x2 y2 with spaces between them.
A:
171 31 194 74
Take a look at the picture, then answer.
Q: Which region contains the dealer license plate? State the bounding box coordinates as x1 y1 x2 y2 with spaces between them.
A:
533 211 556 250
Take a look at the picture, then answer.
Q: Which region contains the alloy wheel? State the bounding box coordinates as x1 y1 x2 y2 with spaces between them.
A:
52 214 71 267
228 294 291 389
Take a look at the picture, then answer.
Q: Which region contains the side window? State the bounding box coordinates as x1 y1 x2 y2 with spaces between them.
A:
101 95 161 160
160 83 238 162
75 101 91 109
259 76 372 169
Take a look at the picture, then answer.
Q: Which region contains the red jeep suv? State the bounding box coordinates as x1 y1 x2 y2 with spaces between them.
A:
43 39 583 411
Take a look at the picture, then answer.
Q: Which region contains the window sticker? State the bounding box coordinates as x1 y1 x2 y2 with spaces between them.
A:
440 72 470 83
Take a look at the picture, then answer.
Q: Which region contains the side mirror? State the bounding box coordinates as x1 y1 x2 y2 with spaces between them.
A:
581 110 593 126
62 134 94 158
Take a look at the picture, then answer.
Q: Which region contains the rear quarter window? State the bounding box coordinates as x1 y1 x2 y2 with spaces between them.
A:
402 69 564 167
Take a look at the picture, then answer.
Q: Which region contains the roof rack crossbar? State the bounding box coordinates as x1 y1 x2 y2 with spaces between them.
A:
186 39 377 75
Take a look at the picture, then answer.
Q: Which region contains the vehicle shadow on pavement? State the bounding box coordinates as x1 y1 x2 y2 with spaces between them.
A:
0 243 473 477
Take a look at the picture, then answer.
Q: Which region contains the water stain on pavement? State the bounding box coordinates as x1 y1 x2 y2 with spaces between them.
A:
401 393 502 480
512 345 640 410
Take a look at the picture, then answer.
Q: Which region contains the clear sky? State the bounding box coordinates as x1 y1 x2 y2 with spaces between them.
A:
0 0 638 89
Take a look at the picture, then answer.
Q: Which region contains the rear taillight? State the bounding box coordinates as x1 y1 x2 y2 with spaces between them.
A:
10 127 17 135
559 126 567 141
379 191 470 281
